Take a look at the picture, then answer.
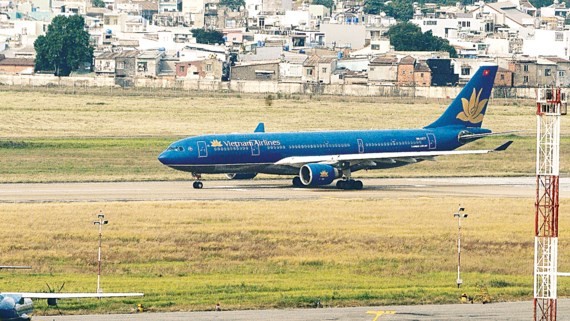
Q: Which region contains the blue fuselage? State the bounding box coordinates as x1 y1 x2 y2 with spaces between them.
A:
158 126 489 175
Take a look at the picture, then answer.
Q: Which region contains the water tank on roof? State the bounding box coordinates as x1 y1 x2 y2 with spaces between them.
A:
299 49 305 54
105 29 112 35
337 52 343 59
283 44 289 51
158 47 165 52
353 17 358 23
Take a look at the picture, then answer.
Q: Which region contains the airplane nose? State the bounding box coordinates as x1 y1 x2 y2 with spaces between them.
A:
158 152 169 165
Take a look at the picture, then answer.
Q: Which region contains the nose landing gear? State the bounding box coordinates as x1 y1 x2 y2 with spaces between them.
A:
192 173 203 189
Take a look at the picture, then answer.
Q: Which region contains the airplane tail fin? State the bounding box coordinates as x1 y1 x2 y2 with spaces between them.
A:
425 64 498 129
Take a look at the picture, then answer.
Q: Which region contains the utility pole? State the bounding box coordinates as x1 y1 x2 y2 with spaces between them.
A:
454 206 468 288
94 212 108 294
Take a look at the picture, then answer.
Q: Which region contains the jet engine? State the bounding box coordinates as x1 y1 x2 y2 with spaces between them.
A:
225 173 258 180
299 164 341 186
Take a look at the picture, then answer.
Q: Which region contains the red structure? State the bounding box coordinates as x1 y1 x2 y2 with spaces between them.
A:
534 88 566 321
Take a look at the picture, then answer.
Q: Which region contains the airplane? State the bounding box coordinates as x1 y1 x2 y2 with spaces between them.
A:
158 64 512 190
0 290 143 320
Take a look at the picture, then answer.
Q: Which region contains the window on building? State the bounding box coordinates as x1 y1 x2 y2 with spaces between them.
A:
137 62 148 72
559 70 565 77
556 32 563 41
322 67 327 73
523 76 529 83
371 44 380 50
206 64 212 72
461 67 471 76
179 66 185 73
500 74 505 80
545 69 551 76
307 69 313 76
523 64 529 72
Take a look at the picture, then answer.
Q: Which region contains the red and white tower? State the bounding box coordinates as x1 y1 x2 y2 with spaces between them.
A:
534 88 567 321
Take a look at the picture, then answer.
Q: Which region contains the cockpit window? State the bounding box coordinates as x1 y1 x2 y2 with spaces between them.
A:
167 146 184 152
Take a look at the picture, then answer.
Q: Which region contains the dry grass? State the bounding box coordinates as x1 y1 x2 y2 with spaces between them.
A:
0 90 544 138
0 198 568 313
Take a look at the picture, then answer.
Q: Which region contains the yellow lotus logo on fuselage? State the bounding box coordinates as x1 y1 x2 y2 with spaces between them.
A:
456 88 487 124
211 140 222 147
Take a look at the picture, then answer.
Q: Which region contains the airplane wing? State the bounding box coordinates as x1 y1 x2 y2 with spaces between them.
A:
275 141 513 167
3 292 143 299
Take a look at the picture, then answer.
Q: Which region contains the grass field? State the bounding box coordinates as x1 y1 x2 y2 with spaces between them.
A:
1 198 569 315
0 89 568 182
0 89 568 315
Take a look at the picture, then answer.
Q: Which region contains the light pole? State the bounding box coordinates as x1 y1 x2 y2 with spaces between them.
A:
94 212 108 293
454 206 468 288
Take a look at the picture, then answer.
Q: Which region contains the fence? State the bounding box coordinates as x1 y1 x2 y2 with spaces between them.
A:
0 74 540 99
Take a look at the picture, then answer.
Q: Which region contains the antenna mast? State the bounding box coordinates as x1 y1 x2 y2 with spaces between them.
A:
534 88 567 321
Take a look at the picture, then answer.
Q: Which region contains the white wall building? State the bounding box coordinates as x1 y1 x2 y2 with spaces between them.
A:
522 29 570 58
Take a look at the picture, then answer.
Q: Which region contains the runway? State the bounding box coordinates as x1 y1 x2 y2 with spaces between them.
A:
32 299 570 321
0 176 567 203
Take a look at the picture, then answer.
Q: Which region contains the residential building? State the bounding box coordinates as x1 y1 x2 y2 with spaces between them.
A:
368 55 398 84
302 55 336 84
231 60 279 81
176 57 223 80
397 55 415 86
414 61 431 87
509 58 538 87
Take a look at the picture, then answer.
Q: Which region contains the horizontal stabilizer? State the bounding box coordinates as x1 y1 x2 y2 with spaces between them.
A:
494 141 513 151
459 130 519 140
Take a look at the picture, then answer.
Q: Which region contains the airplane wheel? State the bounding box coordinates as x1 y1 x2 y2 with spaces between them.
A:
336 180 346 189
354 180 363 190
193 181 203 189
292 177 304 187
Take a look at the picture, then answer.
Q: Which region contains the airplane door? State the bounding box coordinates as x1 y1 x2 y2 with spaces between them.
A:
197 141 208 157
427 133 436 150
250 140 260 156
357 139 364 153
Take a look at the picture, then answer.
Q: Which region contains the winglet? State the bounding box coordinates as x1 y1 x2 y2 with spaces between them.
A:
494 141 513 151
254 123 265 133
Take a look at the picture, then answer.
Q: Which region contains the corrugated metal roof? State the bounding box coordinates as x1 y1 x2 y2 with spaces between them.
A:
0 58 35 66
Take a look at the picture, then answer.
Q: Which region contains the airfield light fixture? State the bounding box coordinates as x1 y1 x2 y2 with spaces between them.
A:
454 206 468 288
93 212 108 294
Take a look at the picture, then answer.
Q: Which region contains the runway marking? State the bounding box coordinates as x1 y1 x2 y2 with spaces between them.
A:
366 310 396 320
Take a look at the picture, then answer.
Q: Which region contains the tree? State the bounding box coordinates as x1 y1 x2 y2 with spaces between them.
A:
34 15 93 76
191 29 225 45
364 0 413 21
219 0 244 11
92 0 105 8
387 22 457 57
313 0 334 10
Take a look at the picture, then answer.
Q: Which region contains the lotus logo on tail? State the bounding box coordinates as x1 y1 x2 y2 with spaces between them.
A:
456 88 488 124
211 140 222 147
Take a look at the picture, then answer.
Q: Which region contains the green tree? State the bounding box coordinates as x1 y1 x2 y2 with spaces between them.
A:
92 0 105 8
387 22 457 57
34 15 93 76
313 0 334 10
364 0 413 21
219 0 244 11
191 29 225 44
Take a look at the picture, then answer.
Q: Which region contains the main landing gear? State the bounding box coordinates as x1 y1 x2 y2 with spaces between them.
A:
192 173 203 189
292 176 305 188
336 179 363 190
